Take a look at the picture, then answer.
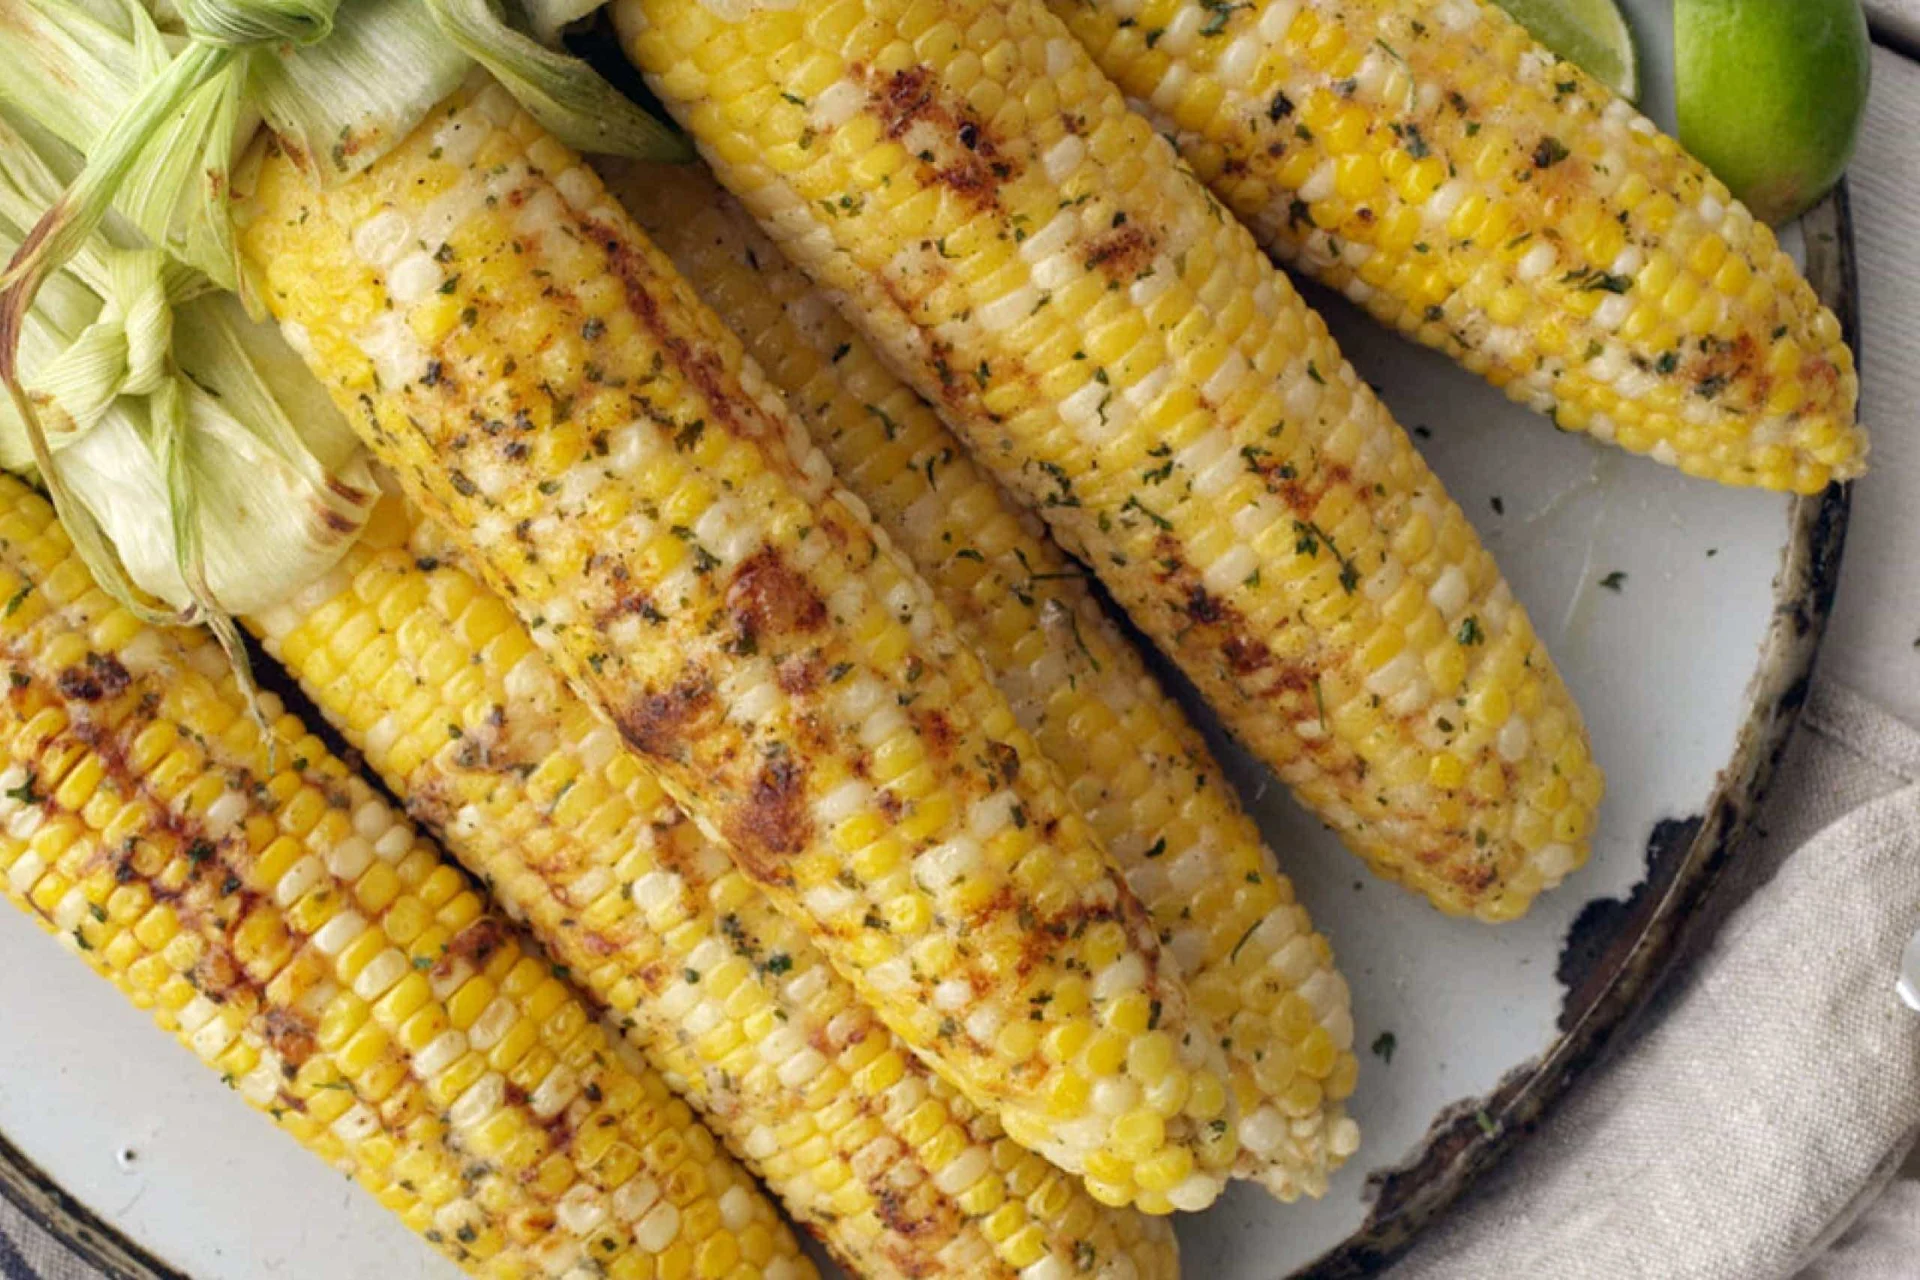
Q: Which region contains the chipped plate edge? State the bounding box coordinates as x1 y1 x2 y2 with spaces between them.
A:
1296 182 1857 1280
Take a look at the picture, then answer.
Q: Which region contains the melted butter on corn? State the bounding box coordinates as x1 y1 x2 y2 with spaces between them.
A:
602 158 1360 1195
252 496 1181 1276
611 0 1602 920
233 78 1236 1211
0 473 809 1280
1051 0 1863 492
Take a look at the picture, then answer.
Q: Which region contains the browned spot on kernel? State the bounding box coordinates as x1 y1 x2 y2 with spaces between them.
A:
1083 223 1155 281
586 221 793 453
775 653 823 697
875 64 937 136
1803 352 1842 403
914 708 956 759
1221 635 1271 676
615 675 716 762
263 1007 318 1068
727 547 826 648
789 708 836 761
1185 585 1228 626
606 587 663 624
985 740 1020 787
873 1184 939 1244
55 653 131 703
863 64 1013 210
723 754 811 875
1682 332 1760 408
441 917 508 971
575 930 622 958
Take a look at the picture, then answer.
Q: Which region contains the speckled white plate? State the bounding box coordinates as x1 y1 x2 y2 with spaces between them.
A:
0 1 1855 1276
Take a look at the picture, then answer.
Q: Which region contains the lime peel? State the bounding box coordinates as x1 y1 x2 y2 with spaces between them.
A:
1492 0 1639 100
1675 0 1870 225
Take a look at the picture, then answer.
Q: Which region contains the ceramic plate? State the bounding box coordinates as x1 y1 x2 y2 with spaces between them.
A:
0 0 1855 1275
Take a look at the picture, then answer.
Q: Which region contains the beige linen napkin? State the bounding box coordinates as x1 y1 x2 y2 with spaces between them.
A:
1388 679 1920 1280
1804 1177 1920 1279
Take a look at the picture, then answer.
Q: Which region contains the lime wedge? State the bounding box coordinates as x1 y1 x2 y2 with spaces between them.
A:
1676 0 1870 224
1492 0 1639 100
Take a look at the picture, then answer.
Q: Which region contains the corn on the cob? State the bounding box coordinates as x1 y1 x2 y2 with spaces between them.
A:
232 78 1237 1211
251 497 1181 1277
1048 0 1864 492
611 0 1602 920
0 472 807 1280
602 157 1358 1196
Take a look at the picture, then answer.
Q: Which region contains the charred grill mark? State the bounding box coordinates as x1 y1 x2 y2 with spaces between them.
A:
319 506 360 535
875 65 937 137
589 221 788 449
775 653 823 697
54 653 131 703
913 708 955 760
441 916 509 972
985 741 1020 787
0 658 342 1102
327 474 373 505
789 708 836 762
576 929 623 959
722 754 811 877
1083 223 1155 281
605 584 665 627
1184 585 1228 626
872 1184 939 1245
403 774 459 835
615 675 716 763
264 1006 318 1068
1220 634 1270 676
1243 453 1352 515
727 547 827 649
862 64 1014 210
1679 332 1760 407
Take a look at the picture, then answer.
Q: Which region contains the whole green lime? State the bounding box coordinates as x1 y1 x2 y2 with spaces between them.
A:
1676 0 1870 224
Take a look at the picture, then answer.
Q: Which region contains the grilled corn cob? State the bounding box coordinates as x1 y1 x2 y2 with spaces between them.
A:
251 497 1181 1277
232 77 1237 1210
602 157 1358 1196
612 0 1602 920
0 472 807 1280
1049 0 1864 491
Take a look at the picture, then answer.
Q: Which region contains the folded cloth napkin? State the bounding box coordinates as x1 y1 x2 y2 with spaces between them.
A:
1804 1177 1920 1280
1388 679 1920 1280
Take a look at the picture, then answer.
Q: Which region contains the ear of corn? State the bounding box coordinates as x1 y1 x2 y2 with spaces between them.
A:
250 496 1182 1278
232 79 1238 1212
601 157 1358 1197
610 0 1602 921
1048 0 1863 492
0 472 809 1280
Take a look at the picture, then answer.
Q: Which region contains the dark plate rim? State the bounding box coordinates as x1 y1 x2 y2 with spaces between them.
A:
0 185 1858 1279
1298 181 1858 1278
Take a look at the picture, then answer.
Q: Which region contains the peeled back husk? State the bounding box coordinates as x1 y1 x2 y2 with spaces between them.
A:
0 106 375 617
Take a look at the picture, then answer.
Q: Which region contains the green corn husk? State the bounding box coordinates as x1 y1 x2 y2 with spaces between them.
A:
0 106 375 622
0 0 676 642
